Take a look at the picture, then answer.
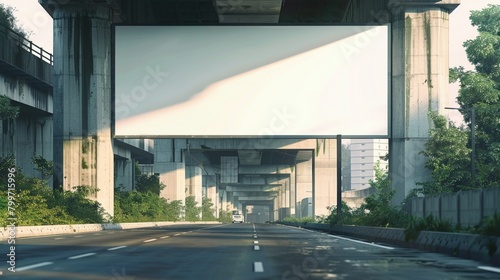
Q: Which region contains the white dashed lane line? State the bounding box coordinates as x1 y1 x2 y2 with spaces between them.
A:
160 236 170 239
478 266 500 274
143 238 157 243
108 246 127 251
330 235 395 250
17 262 54 272
254 262 264 272
68 253 96 260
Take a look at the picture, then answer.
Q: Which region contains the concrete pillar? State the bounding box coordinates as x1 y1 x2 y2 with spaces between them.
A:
205 175 217 217
186 166 203 218
219 189 227 216
154 139 186 203
390 4 452 204
295 158 313 217
114 159 133 191
52 3 114 217
314 139 337 216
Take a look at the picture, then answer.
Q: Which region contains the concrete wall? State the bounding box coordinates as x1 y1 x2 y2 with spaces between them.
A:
407 187 500 227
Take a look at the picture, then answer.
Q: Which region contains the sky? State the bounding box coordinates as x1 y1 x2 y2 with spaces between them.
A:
1 0 499 125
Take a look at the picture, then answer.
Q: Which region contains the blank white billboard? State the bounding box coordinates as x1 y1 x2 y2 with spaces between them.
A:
114 25 389 138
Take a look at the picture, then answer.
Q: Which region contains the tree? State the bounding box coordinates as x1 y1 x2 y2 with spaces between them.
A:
419 112 471 194
135 174 165 195
201 197 216 221
450 4 500 189
0 4 31 37
184 196 201 221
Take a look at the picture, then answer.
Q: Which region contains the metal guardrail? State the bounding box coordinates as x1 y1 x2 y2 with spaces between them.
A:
0 23 53 65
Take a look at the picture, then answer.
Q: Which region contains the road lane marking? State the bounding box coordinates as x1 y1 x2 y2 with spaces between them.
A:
74 235 83 238
254 245 260 251
108 246 127 251
143 238 157 243
17 262 54 272
254 262 264 272
54 237 65 240
68 253 96 260
329 234 394 250
478 266 500 274
173 233 181 236
160 236 170 239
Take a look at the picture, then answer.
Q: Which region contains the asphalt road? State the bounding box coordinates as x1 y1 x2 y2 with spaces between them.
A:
2 223 499 279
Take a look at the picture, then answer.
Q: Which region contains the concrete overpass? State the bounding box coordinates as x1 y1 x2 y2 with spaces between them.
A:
35 0 459 218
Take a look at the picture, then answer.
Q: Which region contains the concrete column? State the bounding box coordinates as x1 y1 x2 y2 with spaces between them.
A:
295 158 313 217
390 5 451 204
219 189 227 216
314 139 337 216
52 4 114 217
114 159 133 191
205 175 217 217
186 166 203 218
154 139 186 203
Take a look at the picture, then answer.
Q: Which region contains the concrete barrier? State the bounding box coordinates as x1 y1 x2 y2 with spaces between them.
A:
282 222 500 266
0 221 220 239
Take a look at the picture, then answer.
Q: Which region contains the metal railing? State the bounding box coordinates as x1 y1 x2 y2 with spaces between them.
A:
0 23 53 65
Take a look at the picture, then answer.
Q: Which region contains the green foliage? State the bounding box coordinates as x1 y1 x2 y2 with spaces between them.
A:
448 4 500 190
113 189 182 223
135 174 165 195
0 4 30 38
201 197 216 221
55 186 104 224
218 210 233 223
184 195 201 222
474 213 500 256
419 112 471 194
323 161 410 228
0 157 105 226
283 215 316 224
405 215 454 242
32 155 53 180
475 212 500 237
0 96 19 120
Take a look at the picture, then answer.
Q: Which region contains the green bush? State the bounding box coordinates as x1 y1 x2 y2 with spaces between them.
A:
218 210 232 223
405 215 454 241
113 189 182 223
475 212 500 237
184 196 201 222
201 197 217 221
0 158 105 226
282 215 316 224
135 174 165 195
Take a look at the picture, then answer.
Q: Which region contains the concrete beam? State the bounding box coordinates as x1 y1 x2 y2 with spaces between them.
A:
238 197 275 201
226 185 280 192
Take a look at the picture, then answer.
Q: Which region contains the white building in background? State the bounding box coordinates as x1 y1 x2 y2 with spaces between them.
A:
350 139 388 190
